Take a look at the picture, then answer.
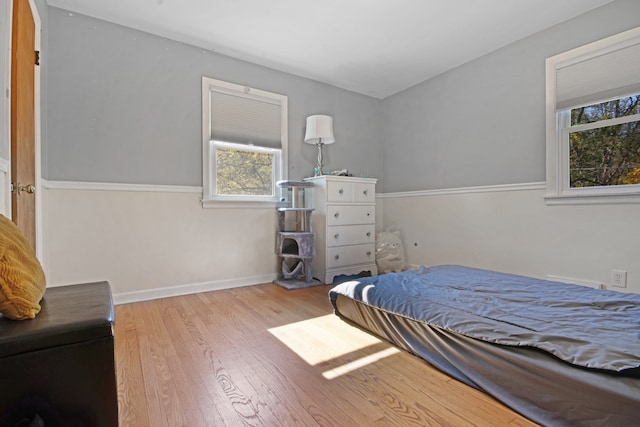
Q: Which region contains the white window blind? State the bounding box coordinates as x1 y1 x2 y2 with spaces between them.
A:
210 90 282 149
555 37 640 111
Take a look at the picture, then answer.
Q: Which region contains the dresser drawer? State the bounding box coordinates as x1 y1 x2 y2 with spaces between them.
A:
327 205 375 226
327 181 376 203
353 182 375 203
327 244 376 268
327 225 375 247
327 181 354 202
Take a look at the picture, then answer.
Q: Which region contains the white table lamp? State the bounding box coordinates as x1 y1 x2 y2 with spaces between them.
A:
304 115 335 176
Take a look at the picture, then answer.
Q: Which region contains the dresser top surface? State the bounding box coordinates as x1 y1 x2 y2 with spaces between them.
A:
304 175 377 184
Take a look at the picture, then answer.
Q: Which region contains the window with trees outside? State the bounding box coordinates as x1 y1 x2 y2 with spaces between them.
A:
546 27 640 204
202 77 288 207
568 95 640 189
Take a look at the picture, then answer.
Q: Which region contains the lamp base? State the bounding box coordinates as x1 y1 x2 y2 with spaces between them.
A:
314 142 325 176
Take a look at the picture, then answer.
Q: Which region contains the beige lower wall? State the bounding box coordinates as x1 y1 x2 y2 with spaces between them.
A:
380 187 640 293
42 186 279 302
42 183 640 303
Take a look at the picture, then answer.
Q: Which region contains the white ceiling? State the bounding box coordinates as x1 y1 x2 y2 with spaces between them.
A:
46 0 614 99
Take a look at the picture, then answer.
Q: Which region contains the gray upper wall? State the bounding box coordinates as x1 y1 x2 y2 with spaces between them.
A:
380 0 640 193
44 7 382 186
38 1 640 192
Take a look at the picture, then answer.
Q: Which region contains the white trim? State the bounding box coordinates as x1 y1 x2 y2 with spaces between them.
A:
305 175 378 185
112 273 277 305
201 198 279 209
0 157 8 217
0 1 13 218
31 0 43 261
214 139 281 155
42 178 282 207
1 0 12 219
0 157 8 173
553 27 640 72
202 77 212 201
377 182 545 199
545 192 640 205
569 112 640 133
545 55 561 199
41 179 202 193
546 275 605 290
43 179 552 201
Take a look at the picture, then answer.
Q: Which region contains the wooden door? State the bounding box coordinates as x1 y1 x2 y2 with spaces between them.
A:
10 0 37 249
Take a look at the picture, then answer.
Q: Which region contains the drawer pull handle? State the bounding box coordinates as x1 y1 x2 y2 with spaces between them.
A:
339 188 344 195
366 212 371 217
366 232 371 237
335 254 340 260
334 212 340 219
363 190 368 196
334 233 340 239
366 251 372 256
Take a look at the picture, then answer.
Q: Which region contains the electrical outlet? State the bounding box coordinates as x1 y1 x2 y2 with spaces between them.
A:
612 270 627 288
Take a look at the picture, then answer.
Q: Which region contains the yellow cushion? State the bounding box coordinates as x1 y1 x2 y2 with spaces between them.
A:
0 214 46 320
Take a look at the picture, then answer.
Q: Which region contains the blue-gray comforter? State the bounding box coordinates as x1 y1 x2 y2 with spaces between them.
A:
329 265 640 372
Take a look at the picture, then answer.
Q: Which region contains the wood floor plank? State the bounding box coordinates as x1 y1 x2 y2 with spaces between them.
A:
176 295 289 426
242 333 386 425
185 291 360 426
158 297 229 426
138 300 204 427
114 304 151 427
115 283 539 427
219 286 393 424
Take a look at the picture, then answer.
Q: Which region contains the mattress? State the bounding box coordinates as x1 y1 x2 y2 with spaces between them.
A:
329 265 640 427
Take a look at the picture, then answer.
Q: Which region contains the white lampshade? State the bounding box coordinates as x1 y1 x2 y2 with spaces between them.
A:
304 115 335 145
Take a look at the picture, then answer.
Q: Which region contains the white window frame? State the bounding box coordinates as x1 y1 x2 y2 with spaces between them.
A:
545 27 640 205
202 77 288 208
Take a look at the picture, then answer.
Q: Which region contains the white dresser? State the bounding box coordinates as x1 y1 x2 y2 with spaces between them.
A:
304 175 377 284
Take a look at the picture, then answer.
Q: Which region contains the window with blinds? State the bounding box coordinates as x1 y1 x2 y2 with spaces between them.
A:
202 77 288 206
545 26 640 204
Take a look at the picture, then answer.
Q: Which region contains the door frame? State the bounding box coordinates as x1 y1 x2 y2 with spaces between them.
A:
3 0 42 259
1 1 12 218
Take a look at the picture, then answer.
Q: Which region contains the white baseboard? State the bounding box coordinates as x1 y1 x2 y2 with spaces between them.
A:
546 275 605 290
113 274 277 305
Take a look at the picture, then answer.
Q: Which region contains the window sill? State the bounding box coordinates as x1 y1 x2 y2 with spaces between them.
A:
545 192 640 205
201 198 280 209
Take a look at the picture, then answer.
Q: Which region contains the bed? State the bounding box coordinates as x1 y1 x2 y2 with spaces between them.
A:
329 265 640 427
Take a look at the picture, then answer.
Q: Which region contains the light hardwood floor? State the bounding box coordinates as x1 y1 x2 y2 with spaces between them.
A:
114 283 538 427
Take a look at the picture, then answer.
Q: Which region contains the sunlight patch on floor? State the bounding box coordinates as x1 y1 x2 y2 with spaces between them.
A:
268 314 383 366
322 346 400 379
